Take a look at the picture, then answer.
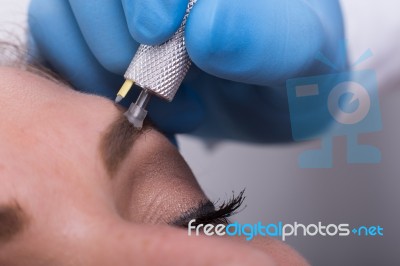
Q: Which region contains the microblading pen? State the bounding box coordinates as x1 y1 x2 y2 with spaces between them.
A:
115 0 197 129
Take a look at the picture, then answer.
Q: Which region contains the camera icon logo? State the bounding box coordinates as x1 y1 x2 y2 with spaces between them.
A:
286 49 382 168
328 81 370 125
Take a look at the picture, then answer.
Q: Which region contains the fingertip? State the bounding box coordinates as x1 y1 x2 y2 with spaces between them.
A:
118 84 205 134
122 0 187 45
28 0 53 41
67 0 139 76
28 0 50 22
99 53 133 76
27 0 126 98
147 84 205 134
186 0 325 85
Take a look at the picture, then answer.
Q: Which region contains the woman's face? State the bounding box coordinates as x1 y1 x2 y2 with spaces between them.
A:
0 67 307 265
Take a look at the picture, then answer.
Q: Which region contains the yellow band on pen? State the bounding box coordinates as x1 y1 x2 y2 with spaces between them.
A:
117 79 134 98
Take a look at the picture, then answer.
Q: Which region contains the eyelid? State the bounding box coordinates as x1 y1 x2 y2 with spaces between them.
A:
172 190 246 227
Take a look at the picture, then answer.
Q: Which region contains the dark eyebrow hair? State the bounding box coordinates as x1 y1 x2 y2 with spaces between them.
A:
0 201 29 243
100 114 151 176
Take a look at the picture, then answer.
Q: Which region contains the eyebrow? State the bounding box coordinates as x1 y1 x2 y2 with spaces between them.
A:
20 68 143 177
100 114 151 176
25 68 149 177
0 201 29 243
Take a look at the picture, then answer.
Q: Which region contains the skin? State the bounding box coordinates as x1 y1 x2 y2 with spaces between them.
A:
0 67 308 266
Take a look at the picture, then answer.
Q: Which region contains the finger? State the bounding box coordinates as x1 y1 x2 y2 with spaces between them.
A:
122 0 188 45
186 0 343 86
147 84 205 134
28 0 123 99
68 0 138 75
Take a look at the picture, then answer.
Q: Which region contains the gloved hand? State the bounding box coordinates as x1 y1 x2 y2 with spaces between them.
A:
28 0 346 142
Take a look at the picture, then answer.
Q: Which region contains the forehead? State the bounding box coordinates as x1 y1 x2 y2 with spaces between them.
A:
0 67 69 106
0 67 118 195
0 66 120 134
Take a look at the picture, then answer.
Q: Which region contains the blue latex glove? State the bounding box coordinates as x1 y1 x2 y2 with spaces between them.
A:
28 0 346 142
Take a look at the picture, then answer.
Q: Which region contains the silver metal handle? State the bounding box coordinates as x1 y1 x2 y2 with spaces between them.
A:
124 0 197 102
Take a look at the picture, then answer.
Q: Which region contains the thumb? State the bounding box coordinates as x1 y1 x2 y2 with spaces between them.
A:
186 0 344 86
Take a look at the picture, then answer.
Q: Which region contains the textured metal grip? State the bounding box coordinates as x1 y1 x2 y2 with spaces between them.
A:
124 0 197 102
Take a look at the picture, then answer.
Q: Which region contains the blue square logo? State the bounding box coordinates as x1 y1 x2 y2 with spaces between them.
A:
286 69 382 168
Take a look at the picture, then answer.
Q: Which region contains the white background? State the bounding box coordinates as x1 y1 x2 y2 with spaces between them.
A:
1 1 399 265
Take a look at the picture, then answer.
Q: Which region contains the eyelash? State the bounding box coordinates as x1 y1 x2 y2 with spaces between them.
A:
173 189 246 227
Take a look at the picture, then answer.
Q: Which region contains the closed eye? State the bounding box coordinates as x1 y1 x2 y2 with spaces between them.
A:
171 190 246 227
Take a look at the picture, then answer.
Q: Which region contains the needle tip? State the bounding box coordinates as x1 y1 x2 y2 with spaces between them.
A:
115 95 123 103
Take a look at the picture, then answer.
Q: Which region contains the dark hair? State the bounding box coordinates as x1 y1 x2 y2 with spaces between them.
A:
0 27 28 68
0 28 68 85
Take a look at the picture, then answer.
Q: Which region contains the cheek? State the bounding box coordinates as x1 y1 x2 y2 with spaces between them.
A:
228 236 310 265
84 223 277 266
0 169 120 265
0 190 122 266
